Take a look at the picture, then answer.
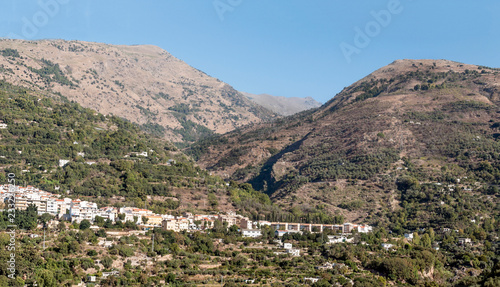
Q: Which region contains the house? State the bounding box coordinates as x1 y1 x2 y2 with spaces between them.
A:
162 218 189 232
241 229 262 238
98 240 114 248
102 271 120 278
87 276 97 283
98 207 118 222
287 248 300 257
217 214 238 227
240 218 255 229
275 229 302 237
142 215 163 226
316 262 334 270
327 235 353 244
357 225 373 233
404 233 414 241
162 219 177 231
381 243 394 250
458 238 472 245
283 243 293 250
177 218 190 231
70 201 98 223
59 159 70 167
196 217 215 230
304 277 320 284
0 123 8 129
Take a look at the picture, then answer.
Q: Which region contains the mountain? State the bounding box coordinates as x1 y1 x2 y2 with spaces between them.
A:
241 92 322 116
0 39 276 143
191 59 500 224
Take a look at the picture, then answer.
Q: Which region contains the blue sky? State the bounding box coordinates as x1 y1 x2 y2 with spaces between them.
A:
1 0 499 103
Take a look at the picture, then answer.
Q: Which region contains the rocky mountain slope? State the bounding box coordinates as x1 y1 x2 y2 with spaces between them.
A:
241 91 321 116
192 59 500 223
0 39 276 142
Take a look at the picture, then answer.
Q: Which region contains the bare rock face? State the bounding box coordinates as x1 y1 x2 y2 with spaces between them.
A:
0 39 276 142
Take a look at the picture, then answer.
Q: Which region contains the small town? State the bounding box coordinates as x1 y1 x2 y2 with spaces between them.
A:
0 184 372 237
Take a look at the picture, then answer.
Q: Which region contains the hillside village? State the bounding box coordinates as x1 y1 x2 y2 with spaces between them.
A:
0 184 372 237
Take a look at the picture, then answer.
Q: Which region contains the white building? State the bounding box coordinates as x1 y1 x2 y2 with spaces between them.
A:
458 238 472 245
46 199 59 216
381 243 394 250
242 229 262 238
327 235 353 244
162 218 189 232
59 159 70 167
357 225 373 233
304 278 319 284
287 248 300 257
70 200 98 223
97 207 118 222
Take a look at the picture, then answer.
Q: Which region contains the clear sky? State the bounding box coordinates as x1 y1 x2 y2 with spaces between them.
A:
0 0 499 103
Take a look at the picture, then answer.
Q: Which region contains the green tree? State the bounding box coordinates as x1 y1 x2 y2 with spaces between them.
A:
17 204 38 230
413 232 420 246
102 256 113 269
35 269 57 287
39 213 53 226
94 216 105 227
208 192 218 208
421 233 432 248
79 219 91 230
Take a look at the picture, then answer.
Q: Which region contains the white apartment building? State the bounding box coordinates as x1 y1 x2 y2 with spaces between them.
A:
97 207 118 222
162 218 189 232
70 200 98 223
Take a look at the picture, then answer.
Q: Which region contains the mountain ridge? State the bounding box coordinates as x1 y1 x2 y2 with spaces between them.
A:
241 91 322 116
0 39 277 142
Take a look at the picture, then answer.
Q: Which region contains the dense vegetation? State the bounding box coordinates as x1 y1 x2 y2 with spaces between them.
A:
0 208 497 286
